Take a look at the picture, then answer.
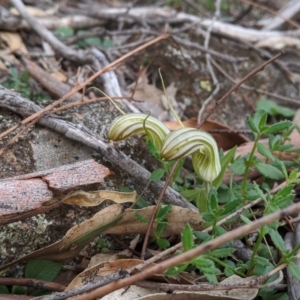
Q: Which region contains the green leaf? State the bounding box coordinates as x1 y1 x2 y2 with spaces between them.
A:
147 139 160 159
213 146 236 189
247 115 258 133
268 228 286 253
193 231 211 242
102 37 113 49
203 272 218 284
210 247 235 258
220 199 241 216
202 212 215 222
165 263 188 275
252 110 266 129
54 26 74 39
150 168 165 181
224 267 235 277
192 256 214 269
201 266 221 275
230 157 246 175
255 162 283 180
271 293 289 300
257 143 275 161
269 134 281 151
0 285 9 294
287 263 300 281
182 224 194 251
12 285 27 295
256 98 295 117
258 112 268 130
263 121 293 134
84 37 102 46
208 188 218 213
156 222 167 237
25 260 62 281
156 238 170 250
254 256 273 267
240 214 252 224
289 168 299 183
134 212 149 223
156 204 172 220
135 196 151 208
272 185 294 204
253 182 267 202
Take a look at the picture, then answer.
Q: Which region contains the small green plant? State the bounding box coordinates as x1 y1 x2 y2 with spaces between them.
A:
166 108 300 299
256 98 295 119
3 68 50 103
54 26 113 49
0 260 62 296
96 237 109 252
135 204 172 250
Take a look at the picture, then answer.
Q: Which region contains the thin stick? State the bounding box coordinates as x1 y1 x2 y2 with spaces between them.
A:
197 52 282 128
140 160 180 259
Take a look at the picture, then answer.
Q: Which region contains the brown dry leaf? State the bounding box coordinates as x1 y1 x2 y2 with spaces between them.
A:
101 285 160 300
134 72 182 121
0 32 28 53
104 205 203 236
0 59 7 71
62 190 137 207
50 71 67 82
164 118 249 151
10 5 58 17
66 258 177 291
0 203 132 271
0 49 20 66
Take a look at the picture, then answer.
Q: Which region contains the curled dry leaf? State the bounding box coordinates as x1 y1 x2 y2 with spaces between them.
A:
62 190 137 206
104 205 203 236
0 32 28 53
67 258 189 291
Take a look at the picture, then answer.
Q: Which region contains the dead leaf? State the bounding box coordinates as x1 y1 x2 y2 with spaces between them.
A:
62 190 137 206
101 285 159 300
0 32 28 53
50 71 67 82
134 72 184 121
66 258 179 291
104 205 203 236
10 5 58 17
0 59 7 71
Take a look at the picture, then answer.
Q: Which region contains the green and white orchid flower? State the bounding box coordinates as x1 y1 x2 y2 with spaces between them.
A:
107 113 170 152
160 128 221 183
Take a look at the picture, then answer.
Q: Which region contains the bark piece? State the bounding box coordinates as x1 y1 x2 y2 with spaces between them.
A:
0 159 111 218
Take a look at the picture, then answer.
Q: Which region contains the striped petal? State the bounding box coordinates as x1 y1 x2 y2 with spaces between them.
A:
161 127 221 182
107 113 170 151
